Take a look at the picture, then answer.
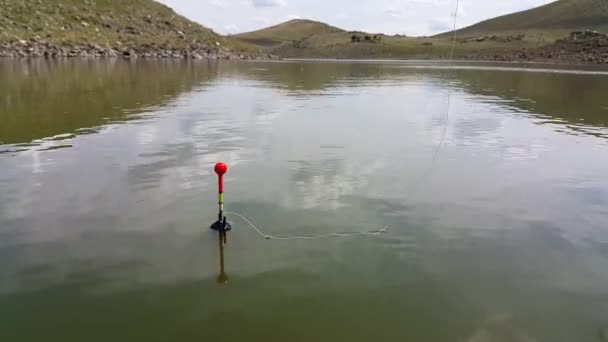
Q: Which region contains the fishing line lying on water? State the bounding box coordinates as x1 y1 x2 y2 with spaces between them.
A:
226 211 388 241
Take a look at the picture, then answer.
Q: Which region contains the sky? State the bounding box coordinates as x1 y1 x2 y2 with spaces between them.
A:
158 0 557 37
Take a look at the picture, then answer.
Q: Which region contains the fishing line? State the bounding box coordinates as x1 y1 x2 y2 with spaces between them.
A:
226 211 388 241
407 0 460 195
211 1 460 243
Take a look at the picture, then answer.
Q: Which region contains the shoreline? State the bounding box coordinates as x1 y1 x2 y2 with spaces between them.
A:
2 52 606 69
0 40 279 60
2 31 606 65
284 57 608 68
1 46 605 68
2 54 607 69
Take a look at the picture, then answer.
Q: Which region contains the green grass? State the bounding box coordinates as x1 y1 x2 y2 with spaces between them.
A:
264 30 554 60
0 0 252 52
2 0 605 60
438 0 608 38
234 20 461 59
234 19 343 47
233 0 608 60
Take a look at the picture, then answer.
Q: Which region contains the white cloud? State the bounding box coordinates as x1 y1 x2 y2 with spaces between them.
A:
253 17 272 26
223 24 240 34
207 0 227 8
336 12 350 20
251 0 287 8
283 14 301 21
384 8 403 18
428 18 451 33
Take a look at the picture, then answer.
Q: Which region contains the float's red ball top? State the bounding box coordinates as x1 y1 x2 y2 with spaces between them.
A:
214 162 228 176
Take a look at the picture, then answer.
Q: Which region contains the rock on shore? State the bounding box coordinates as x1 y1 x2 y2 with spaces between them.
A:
472 31 608 64
0 38 279 60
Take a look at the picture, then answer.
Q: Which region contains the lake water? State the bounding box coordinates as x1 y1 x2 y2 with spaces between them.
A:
1 59 608 341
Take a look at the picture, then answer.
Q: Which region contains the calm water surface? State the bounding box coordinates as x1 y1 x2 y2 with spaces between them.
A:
1 59 608 341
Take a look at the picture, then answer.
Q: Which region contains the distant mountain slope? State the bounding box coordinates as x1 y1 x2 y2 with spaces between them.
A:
438 0 608 37
0 0 241 50
234 19 344 47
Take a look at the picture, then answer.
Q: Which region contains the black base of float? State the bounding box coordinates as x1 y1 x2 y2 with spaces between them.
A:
210 220 233 232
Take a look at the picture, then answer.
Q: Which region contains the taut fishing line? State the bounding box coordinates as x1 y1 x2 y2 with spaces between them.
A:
407 0 460 196
218 0 460 242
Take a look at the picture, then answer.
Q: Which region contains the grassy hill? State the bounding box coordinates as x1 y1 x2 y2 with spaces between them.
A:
234 19 449 59
234 19 344 47
269 32 461 59
1 0 605 62
438 0 608 38
236 19 535 60
0 0 251 53
233 0 608 63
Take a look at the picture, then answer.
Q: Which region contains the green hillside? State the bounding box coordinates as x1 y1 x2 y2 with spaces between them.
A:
1 0 605 63
439 0 608 38
0 0 245 50
234 19 344 47
236 19 537 60
268 32 462 59
231 0 608 64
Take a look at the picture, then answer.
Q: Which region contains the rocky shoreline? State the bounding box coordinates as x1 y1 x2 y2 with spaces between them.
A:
467 31 608 65
2 31 607 65
0 39 279 60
